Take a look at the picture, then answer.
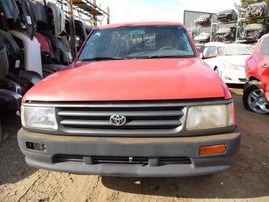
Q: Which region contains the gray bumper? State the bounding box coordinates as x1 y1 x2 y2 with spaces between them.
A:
17 128 240 177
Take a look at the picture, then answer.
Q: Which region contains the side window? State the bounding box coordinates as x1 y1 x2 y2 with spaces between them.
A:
260 37 269 56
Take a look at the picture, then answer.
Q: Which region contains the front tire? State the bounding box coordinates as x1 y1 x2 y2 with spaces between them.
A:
243 82 269 114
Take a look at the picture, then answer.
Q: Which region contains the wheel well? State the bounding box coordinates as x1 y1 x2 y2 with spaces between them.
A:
248 76 260 82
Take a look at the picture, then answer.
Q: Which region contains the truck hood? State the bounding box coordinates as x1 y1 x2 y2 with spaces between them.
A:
23 58 229 102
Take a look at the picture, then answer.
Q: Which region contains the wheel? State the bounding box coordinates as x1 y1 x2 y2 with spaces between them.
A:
242 82 269 114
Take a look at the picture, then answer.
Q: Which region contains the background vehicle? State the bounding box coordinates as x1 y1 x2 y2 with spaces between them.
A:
194 32 210 44
214 27 236 42
202 42 254 85
243 34 269 114
195 14 212 27
217 9 237 23
246 2 268 18
17 22 240 177
239 23 266 44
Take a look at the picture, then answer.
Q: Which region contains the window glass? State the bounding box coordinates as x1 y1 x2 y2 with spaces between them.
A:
78 25 195 61
260 37 269 56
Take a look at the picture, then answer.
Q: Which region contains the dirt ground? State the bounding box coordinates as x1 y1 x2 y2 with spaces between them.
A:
0 88 268 202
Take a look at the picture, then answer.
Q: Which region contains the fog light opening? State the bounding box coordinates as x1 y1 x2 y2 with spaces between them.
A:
26 142 47 152
199 144 227 156
224 76 232 81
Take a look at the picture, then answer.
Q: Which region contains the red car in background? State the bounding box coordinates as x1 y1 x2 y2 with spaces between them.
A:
244 34 269 114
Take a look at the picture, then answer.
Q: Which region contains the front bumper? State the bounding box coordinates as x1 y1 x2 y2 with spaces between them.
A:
17 127 240 177
220 69 246 84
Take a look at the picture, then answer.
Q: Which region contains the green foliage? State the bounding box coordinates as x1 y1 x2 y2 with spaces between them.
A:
240 0 269 30
240 0 269 8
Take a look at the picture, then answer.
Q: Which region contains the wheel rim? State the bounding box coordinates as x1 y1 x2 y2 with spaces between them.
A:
248 89 269 114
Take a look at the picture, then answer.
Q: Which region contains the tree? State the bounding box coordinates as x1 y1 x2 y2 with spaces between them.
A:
240 0 269 8
239 0 269 29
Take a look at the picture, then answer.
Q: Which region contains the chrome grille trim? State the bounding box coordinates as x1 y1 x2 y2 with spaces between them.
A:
23 99 232 136
55 101 186 135
58 110 183 117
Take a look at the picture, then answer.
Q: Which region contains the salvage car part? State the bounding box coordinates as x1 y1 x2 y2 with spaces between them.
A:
10 30 42 77
18 0 37 40
194 32 210 43
0 89 21 111
195 14 212 27
246 2 268 18
0 42 9 79
214 27 236 42
0 0 20 22
39 31 69 64
31 0 49 31
47 2 66 37
0 30 22 74
217 9 237 23
240 23 266 43
0 40 23 94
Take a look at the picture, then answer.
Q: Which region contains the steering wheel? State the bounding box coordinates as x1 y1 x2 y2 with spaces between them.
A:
159 46 177 51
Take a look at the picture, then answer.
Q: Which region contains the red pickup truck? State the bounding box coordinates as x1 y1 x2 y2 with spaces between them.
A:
18 22 240 177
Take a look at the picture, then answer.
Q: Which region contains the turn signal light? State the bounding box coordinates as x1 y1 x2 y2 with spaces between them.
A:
199 144 227 156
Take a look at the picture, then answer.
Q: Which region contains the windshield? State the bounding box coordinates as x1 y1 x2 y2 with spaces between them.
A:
77 25 195 61
219 45 254 56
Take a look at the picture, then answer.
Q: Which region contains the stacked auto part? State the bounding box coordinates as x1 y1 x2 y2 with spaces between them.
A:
217 9 237 23
246 2 268 18
239 23 266 43
0 0 95 134
193 9 239 44
194 32 210 43
239 2 269 43
214 27 236 42
195 14 212 27
193 14 213 45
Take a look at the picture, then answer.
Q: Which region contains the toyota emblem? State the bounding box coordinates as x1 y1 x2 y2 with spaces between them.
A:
110 115 127 126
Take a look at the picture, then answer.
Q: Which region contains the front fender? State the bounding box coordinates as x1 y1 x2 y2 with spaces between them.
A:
261 68 269 101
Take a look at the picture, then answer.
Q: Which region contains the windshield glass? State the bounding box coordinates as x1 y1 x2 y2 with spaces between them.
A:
77 25 195 61
219 45 254 56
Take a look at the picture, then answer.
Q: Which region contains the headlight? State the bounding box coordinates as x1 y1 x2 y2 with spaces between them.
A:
21 105 58 131
186 104 235 130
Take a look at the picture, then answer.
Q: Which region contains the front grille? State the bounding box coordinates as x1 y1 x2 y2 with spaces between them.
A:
56 101 185 135
53 155 191 165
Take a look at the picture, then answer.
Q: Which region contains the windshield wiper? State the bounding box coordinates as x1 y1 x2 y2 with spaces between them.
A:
78 57 126 61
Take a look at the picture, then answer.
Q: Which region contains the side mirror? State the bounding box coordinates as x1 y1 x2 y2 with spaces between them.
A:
203 46 218 59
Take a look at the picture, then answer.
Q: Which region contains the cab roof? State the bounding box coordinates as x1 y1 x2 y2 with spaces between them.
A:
95 21 184 30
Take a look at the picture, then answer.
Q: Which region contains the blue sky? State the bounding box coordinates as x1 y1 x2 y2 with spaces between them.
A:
98 0 241 24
